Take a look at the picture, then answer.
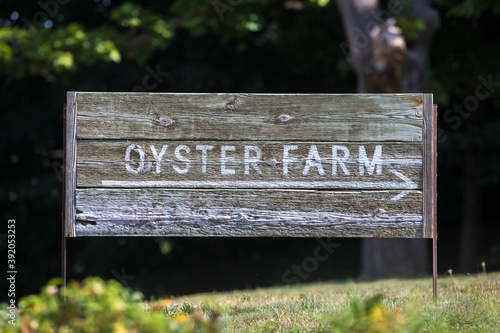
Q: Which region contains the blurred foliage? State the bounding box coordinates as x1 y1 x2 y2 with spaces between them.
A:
441 0 500 18
0 0 500 301
0 2 175 78
328 293 422 333
393 0 426 41
395 17 425 41
0 277 220 332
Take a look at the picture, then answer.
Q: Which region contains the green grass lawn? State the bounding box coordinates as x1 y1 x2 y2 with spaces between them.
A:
163 271 500 332
5 271 499 332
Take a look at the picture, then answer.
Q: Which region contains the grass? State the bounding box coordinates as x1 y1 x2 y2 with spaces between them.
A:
160 271 500 332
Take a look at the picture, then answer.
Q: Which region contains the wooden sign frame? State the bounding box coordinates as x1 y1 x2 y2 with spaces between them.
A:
62 92 437 296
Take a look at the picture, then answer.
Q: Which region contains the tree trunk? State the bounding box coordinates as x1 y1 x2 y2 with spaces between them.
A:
337 0 440 279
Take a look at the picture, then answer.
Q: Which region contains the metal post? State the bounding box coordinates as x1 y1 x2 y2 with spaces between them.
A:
62 103 67 301
432 104 438 301
62 221 67 296
433 226 437 301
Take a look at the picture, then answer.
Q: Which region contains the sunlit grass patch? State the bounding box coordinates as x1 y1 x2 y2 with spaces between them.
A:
169 272 500 332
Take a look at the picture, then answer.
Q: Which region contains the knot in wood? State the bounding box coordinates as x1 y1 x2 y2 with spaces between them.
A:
158 117 173 127
372 208 387 217
225 103 235 110
416 106 423 117
278 114 294 122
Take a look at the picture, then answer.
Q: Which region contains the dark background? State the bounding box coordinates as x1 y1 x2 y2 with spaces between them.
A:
1 0 499 299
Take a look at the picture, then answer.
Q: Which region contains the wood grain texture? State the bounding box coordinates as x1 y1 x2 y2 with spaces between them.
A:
423 95 437 238
75 188 423 238
76 141 422 188
66 92 432 238
64 91 77 237
76 93 424 141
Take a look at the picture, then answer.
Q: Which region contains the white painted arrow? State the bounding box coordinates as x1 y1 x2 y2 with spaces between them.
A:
387 169 418 202
102 169 418 192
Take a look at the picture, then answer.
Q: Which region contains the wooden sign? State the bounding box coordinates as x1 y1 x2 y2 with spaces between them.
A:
63 93 436 238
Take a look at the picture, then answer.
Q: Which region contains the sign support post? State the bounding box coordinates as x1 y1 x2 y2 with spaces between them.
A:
432 104 438 301
62 103 67 298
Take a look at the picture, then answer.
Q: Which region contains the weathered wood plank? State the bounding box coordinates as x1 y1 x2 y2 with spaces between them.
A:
76 221 423 238
76 93 424 141
75 188 423 238
423 95 437 238
76 141 422 189
64 91 77 237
